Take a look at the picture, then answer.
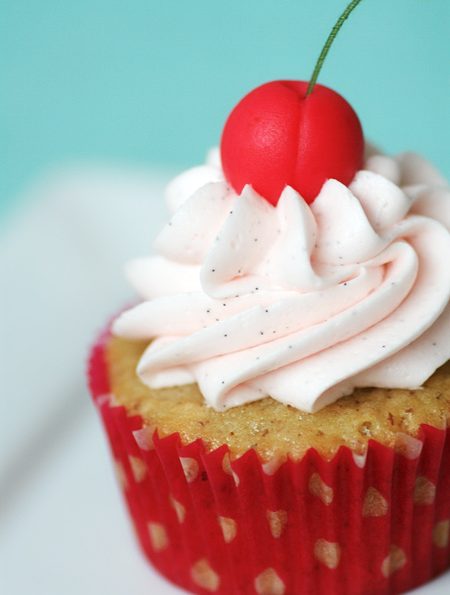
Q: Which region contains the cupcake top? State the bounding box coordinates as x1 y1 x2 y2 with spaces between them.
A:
113 148 450 413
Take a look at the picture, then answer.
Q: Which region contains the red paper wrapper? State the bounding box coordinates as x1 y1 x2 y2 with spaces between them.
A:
88 331 450 594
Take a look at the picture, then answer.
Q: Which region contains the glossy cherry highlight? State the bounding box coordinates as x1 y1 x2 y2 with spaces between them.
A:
220 80 364 205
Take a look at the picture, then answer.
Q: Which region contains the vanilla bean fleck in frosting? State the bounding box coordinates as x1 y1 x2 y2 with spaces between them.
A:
113 148 450 412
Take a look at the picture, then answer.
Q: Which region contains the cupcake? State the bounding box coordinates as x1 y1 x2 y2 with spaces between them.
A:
89 139 450 594
88 8 450 594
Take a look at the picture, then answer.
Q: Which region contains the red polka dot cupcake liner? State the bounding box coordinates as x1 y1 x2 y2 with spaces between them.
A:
88 332 450 595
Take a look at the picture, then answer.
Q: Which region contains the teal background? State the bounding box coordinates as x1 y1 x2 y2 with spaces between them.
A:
1 0 449 219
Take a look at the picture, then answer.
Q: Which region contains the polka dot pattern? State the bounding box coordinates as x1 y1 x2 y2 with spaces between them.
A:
222 452 240 486
314 539 341 569
262 456 286 476
413 476 436 505
308 473 334 505
267 510 288 539
218 516 237 543
433 520 450 548
132 426 155 451
381 545 407 578
101 416 447 594
395 433 423 460
129 455 147 482
148 522 169 552
170 495 186 523
363 487 388 517
179 456 199 483
254 568 286 595
352 451 367 468
191 559 220 592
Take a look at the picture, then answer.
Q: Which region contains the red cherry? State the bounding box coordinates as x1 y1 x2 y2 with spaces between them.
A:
220 80 364 205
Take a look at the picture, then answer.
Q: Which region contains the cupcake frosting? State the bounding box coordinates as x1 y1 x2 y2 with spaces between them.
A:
113 149 450 413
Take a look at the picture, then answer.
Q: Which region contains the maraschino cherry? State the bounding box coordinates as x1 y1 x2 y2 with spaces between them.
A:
220 0 364 205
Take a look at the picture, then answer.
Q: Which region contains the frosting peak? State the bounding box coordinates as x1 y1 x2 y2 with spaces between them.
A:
113 150 450 412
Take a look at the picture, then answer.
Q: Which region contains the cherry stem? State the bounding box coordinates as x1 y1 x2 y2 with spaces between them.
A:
306 0 364 96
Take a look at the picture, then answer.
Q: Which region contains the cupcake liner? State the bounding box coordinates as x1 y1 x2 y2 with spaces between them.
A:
88 331 450 594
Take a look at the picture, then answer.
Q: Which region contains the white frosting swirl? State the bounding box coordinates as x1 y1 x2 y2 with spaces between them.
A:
113 148 450 412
